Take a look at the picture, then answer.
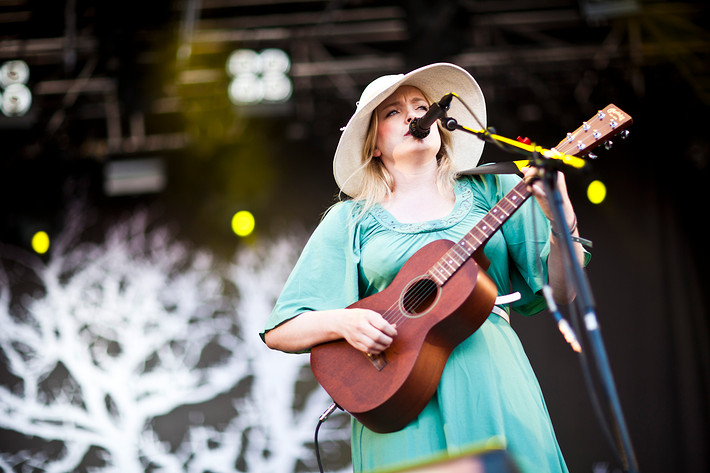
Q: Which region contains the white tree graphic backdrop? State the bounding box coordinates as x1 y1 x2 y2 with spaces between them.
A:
0 209 350 473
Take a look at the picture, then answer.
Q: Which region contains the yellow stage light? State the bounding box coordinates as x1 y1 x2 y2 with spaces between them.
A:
587 180 607 204
231 211 255 237
31 231 50 254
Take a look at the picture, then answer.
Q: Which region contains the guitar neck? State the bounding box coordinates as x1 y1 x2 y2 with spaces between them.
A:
426 103 633 287
427 179 531 286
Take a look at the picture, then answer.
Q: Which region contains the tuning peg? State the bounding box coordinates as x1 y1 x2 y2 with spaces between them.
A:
620 130 630 139
587 152 598 160
604 140 613 150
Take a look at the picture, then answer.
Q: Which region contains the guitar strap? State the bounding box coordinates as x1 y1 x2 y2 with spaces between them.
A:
492 292 520 324
491 306 510 324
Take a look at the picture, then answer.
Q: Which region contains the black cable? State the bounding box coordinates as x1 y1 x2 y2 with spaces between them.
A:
314 402 340 473
314 418 326 473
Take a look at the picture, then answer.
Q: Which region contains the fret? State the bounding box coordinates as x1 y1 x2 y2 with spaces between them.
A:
463 231 485 248
435 262 452 278
441 258 458 272
450 243 470 261
481 214 499 232
458 239 475 253
488 207 508 223
471 226 490 244
428 268 446 286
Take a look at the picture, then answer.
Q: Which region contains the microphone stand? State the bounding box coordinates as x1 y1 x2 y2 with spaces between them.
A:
443 118 640 473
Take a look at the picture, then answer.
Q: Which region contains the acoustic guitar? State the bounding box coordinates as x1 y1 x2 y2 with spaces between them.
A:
310 104 633 433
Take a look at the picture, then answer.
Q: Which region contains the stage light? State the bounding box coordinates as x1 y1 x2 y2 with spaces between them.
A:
262 72 292 102
0 83 33 116
260 48 290 74
226 49 262 77
228 73 264 104
587 179 607 204
0 60 29 87
31 231 50 255
231 210 255 237
226 49 292 105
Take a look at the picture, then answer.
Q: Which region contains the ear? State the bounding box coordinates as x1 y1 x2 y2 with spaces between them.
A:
373 148 382 158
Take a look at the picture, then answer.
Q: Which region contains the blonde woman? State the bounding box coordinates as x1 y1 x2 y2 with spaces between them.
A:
262 63 585 473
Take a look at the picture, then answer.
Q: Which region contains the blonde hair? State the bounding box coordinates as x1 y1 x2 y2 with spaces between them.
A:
346 108 457 221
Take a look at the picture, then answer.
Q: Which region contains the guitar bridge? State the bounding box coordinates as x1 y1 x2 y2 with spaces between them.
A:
366 352 388 371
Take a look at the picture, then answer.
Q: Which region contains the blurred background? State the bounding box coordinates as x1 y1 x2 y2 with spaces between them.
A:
0 0 709 472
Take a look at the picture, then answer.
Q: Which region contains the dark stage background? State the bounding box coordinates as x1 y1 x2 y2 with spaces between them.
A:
1 1 709 472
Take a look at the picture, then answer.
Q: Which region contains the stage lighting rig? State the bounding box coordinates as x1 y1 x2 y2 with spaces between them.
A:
226 48 292 105
0 60 32 117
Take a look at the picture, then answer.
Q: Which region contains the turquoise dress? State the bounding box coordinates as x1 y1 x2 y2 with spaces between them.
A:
263 174 572 473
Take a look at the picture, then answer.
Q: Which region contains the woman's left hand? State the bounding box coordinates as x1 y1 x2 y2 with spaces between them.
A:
521 166 575 229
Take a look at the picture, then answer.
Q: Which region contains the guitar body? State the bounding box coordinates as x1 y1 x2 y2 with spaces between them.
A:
310 239 497 433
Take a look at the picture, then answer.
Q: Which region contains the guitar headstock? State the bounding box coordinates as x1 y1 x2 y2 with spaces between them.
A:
553 104 633 158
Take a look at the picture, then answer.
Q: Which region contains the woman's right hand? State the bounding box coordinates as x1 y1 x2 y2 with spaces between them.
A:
338 308 397 355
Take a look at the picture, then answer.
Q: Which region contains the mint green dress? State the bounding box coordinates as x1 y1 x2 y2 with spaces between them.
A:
263 174 571 473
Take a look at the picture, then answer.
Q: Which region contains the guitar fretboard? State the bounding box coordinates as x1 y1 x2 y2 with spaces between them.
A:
427 179 531 286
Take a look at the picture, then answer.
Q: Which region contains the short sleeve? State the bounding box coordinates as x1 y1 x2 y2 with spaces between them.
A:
260 201 362 343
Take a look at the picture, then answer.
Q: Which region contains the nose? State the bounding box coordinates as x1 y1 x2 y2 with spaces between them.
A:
406 108 417 123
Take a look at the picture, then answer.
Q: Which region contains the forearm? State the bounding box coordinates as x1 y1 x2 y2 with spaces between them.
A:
265 307 398 355
264 309 345 353
547 213 586 304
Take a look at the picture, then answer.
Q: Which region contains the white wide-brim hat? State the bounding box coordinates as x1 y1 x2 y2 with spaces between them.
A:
333 62 487 197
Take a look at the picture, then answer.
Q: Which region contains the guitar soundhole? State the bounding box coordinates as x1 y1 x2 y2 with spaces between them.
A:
401 278 439 317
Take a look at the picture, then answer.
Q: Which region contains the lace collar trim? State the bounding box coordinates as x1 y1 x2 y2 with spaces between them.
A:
369 179 473 233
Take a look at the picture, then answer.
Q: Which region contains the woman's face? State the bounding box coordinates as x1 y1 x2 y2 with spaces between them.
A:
373 85 441 166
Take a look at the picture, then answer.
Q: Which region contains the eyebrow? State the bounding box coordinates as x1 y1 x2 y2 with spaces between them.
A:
380 96 428 111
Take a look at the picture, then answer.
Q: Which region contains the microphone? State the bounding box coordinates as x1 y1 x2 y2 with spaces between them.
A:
409 93 454 139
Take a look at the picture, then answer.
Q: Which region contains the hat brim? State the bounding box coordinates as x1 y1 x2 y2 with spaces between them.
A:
333 63 487 197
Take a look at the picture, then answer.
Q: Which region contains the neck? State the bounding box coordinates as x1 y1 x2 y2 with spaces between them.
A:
379 158 455 223
383 156 439 194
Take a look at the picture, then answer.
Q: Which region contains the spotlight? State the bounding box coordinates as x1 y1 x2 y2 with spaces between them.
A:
226 49 262 77
262 72 292 102
0 60 30 87
31 231 51 255
587 180 607 204
260 48 290 74
1 83 32 116
228 73 265 104
231 210 255 237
